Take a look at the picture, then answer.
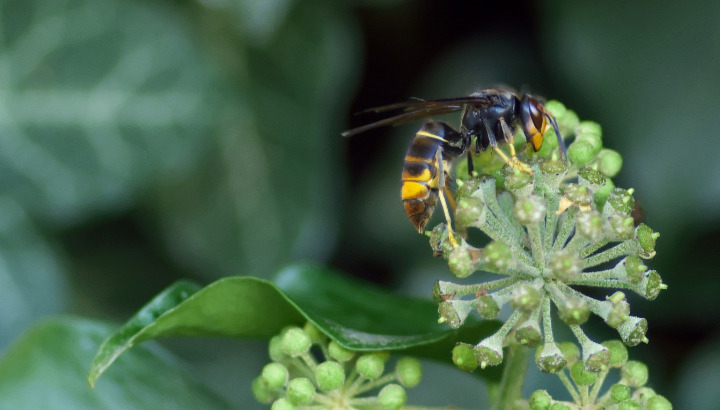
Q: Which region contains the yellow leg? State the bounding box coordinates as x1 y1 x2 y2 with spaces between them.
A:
435 150 458 248
438 187 458 247
499 119 533 174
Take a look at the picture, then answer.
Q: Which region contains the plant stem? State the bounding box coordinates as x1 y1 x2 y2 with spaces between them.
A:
492 344 530 410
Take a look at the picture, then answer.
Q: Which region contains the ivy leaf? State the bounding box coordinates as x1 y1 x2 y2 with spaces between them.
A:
0 316 231 409
88 263 500 386
0 0 218 225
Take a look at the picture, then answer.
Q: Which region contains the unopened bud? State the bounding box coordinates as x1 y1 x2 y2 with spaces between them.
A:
605 292 630 328
481 240 514 272
378 384 406 410
514 195 547 225
607 188 635 215
550 249 583 282
603 340 629 368
535 342 567 373
510 283 542 314
568 140 595 166
455 197 484 227
314 361 345 391
576 210 604 241
286 378 316 405
557 297 590 325
357 354 385 380
618 316 649 347
635 224 659 254
570 361 597 386
476 295 500 319
515 319 542 348
598 149 623 177
528 389 552 410
622 361 649 388
610 383 631 403
623 255 647 284
447 246 474 278
564 184 593 208
395 357 422 388
474 339 504 369
582 341 611 372
452 343 479 371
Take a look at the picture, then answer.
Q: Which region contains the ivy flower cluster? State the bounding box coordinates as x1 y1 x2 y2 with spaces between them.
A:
527 340 672 409
431 102 666 374
253 322 422 410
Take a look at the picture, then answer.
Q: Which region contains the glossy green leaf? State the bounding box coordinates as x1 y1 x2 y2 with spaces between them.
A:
88 263 500 386
0 316 230 409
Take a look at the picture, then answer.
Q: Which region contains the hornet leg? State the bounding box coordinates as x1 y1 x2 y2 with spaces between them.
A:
436 149 459 247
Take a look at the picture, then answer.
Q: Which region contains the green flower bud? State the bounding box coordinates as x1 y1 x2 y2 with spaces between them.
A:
515 319 542 348
455 197 484 227
504 168 534 193
550 249 583 282
624 255 647 284
481 240 514 272
568 140 595 166
618 316 648 346
510 283 542 314
570 361 597 386
605 292 630 328
314 361 345 391
286 378 315 405
574 121 602 140
429 223 447 257
607 188 635 215
582 341 611 372
328 340 355 362
454 178 480 200
453 343 479 371
622 360 649 388
535 342 567 373
564 184 593 208
557 297 590 325
303 322 325 344
575 210 604 242
598 149 623 177
618 400 641 410
261 363 288 391
474 339 504 369
396 357 422 388
608 214 636 240
438 300 468 329
268 335 286 362
544 100 567 118
635 387 658 403
514 195 547 225
447 246 474 278
578 167 606 187
610 383 631 403
378 384 406 410
357 353 385 380
603 340 629 368
593 178 615 209
646 395 673 410
640 270 665 300
558 342 580 365
271 398 294 410
281 327 311 357
476 295 500 319
529 389 552 410
252 376 275 404
539 158 569 176
635 223 659 254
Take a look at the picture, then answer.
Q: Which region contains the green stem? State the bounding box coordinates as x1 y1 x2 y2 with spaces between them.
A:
492 344 530 410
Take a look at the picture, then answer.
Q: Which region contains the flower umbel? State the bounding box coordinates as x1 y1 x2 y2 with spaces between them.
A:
253 322 422 409
434 102 666 372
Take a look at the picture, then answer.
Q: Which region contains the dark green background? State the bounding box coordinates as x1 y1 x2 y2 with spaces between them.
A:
0 0 717 408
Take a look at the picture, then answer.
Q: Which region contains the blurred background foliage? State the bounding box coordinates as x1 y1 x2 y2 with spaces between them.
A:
0 0 718 408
